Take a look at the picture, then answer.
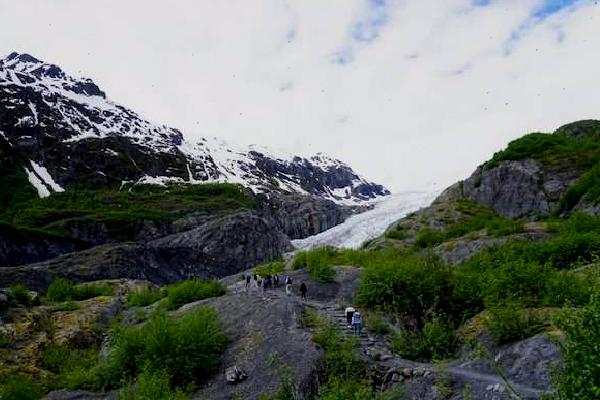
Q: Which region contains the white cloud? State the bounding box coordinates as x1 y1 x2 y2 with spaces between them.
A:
0 0 599 192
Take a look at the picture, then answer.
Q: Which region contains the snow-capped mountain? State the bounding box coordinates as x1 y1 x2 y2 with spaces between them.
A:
0 52 389 204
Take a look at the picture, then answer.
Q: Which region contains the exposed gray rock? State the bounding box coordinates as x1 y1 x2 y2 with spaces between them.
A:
0 210 292 292
458 334 560 391
259 193 352 239
433 232 550 265
458 159 581 219
225 365 248 384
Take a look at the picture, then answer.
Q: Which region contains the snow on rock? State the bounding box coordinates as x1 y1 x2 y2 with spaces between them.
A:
292 190 440 249
0 52 390 205
30 160 64 193
24 167 51 198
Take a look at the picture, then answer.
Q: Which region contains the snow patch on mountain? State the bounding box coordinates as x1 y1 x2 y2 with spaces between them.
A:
1 52 390 205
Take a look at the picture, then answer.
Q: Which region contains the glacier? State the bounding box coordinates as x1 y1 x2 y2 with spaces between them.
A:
292 190 439 250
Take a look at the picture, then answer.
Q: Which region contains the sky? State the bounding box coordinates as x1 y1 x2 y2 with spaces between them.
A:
1 0 599 192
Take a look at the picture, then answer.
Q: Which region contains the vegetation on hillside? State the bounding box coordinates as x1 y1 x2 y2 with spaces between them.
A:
484 124 600 170
0 183 255 241
291 212 600 369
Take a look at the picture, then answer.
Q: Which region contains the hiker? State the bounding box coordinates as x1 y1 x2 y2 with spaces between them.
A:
245 274 251 292
352 310 362 336
345 306 356 328
273 274 279 287
285 276 293 296
299 282 307 300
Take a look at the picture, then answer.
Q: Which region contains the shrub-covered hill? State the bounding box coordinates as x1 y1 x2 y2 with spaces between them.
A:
444 119 600 219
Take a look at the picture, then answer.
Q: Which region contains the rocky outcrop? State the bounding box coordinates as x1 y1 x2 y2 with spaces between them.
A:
259 193 352 239
0 210 292 292
459 159 581 219
0 224 83 268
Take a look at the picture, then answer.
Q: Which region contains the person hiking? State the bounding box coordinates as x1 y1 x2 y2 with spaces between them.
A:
345 306 356 328
245 274 251 292
352 310 362 336
273 274 279 287
299 282 307 300
285 276 293 296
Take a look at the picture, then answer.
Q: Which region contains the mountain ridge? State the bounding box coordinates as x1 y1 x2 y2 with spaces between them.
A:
0 52 389 206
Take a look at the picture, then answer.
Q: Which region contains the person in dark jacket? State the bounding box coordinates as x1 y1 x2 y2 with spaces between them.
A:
299 282 307 300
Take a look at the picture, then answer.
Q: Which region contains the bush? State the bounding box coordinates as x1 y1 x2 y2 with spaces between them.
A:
8 284 32 307
102 307 227 390
40 344 100 390
355 253 454 325
165 280 225 310
118 369 186 400
46 278 113 302
127 287 164 308
364 312 389 335
391 317 459 362
414 228 446 248
45 278 73 302
254 259 286 277
292 248 336 282
0 376 40 400
551 294 600 399
485 305 548 345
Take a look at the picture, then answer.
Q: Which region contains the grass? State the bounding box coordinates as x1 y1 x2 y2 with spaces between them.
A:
0 183 255 242
165 279 226 310
0 376 41 400
8 284 33 307
391 317 460 361
558 161 600 213
414 201 524 249
101 307 227 391
45 278 113 302
549 293 600 399
127 286 164 308
484 305 550 345
484 122 600 170
254 259 286 276
292 248 336 282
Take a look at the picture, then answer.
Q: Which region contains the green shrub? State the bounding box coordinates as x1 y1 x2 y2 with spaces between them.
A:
255 259 286 276
292 248 335 282
127 287 164 308
165 280 225 310
355 253 454 325
414 228 446 248
558 162 600 213
72 283 113 301
0 376 40 400
485 305 548 345
391 317 459 362
364 312 389 335
8 284 32 307
46 278 113 302
542 271 592 307
385 228 406 240
551 294 600 399
118 369 187 400
45 278 73 302
102 307 227 390
40 344 100 390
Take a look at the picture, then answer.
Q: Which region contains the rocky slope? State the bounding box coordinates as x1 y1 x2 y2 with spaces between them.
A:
0 51 391 286
375 120 600 262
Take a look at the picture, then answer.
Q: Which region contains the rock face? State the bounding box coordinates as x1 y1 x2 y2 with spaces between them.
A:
0 223 82 267
0 210 293 291
0 52 389 205
460 159 581 219
259 193 353 239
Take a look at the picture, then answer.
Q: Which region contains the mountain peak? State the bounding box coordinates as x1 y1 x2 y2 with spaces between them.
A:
0 52 105 98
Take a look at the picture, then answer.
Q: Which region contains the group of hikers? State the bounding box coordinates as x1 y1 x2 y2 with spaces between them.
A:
244 273 308 300
242 272 362 336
